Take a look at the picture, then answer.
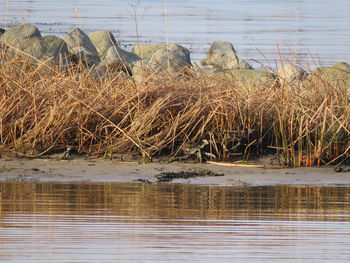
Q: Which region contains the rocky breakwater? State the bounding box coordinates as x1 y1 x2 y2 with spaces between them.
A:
0 23 349 93
0 24 141 73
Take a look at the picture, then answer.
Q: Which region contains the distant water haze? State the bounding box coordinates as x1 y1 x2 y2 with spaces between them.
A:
1 0 350 68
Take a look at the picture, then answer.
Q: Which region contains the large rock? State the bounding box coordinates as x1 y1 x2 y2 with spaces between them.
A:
88 30 118 59
277 63 307 83
7 35 70 66
0 24 41 44
201 41 253 70
219 69 275 88
0 28 3 51
131 44 168 59
105 46 140 66
147 43 191 73
129 59 150 82
238 59 253 70
202 41 240 70
131 44 191 82
306 62 350 97
192 61 226 76
95 46 140 75
63 27 100 67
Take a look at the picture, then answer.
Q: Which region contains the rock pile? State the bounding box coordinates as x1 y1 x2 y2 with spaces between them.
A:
0 24 250 77
0 24 69 67
1 24 349 93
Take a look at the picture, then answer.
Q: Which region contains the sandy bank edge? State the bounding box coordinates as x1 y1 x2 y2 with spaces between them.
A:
1 158 350 186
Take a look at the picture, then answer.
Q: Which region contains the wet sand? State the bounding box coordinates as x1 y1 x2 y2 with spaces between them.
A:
1 157 350 186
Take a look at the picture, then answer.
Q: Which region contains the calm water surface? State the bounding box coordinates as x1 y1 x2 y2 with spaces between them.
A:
1 182 350 262
1 0 350 67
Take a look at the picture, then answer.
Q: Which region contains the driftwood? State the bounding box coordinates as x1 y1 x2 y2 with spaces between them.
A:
207 161 288 169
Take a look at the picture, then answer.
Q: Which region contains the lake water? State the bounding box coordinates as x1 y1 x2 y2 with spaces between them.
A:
1 0 350 67
1 182 350 262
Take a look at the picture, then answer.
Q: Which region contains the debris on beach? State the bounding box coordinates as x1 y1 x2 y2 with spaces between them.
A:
155 170 224 183
134 170 224 184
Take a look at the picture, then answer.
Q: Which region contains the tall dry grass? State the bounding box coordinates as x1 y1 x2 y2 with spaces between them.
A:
0 52 349 166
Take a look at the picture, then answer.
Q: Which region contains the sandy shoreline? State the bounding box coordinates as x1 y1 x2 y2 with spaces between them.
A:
1 157 350 186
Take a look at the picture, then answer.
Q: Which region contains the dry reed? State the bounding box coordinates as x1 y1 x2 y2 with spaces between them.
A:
0 52 349 166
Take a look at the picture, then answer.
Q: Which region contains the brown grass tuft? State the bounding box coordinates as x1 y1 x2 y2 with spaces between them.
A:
1 53 349 166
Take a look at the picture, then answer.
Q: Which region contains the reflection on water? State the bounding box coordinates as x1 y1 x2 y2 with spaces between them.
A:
1 0 350 66
1 183 350 262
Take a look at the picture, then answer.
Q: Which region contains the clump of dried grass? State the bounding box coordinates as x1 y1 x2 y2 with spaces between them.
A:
0 53 349 166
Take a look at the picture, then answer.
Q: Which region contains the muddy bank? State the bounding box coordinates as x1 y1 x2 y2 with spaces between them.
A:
1 158 350 186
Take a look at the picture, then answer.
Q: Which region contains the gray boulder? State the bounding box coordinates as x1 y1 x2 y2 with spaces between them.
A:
0 24 41 44
105 46 140 66
7 35 70 66
305 62 350 97
332 62 350 72
192 61 226 76
0 28 3 51
88 30 118 60
201 41 252 70
95 46 141 75
147 43 191 74
277 63 307 83
63 27 100 67
131 44 168 59
130 59 150 82
131 44 191 81
238 59 253 70
219 69 275 88
202 41 240 70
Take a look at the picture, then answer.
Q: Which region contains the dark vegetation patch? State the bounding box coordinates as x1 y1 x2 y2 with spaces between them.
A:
155 170 224 183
